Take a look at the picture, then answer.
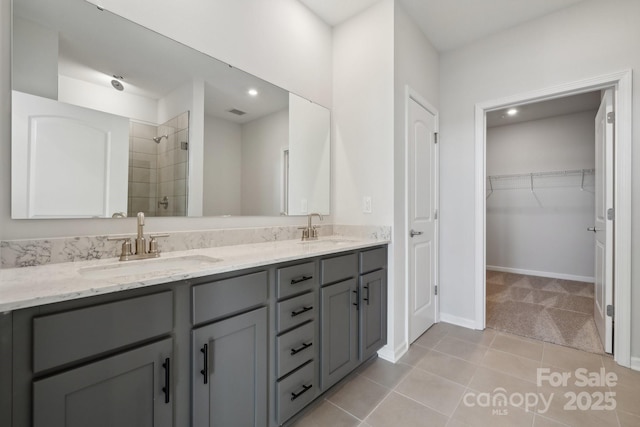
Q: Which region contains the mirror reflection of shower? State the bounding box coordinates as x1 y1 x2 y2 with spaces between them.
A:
127 111 190 217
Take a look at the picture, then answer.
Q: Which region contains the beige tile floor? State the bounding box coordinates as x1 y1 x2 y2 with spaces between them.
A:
290 323 640 427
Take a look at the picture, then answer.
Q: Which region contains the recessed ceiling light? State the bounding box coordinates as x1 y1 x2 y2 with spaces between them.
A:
506 108 518 116
247 88 258 97
111 79 124 91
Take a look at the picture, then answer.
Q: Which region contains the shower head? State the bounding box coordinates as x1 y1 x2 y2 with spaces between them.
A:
153 134 168 143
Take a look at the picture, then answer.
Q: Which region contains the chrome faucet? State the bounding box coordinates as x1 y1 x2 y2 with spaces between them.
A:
108 212 169 261
299 213 323 241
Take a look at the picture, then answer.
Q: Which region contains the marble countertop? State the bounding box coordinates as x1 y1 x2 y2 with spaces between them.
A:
0 236 389 312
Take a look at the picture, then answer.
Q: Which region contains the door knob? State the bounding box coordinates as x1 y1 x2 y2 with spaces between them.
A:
410 229 423 237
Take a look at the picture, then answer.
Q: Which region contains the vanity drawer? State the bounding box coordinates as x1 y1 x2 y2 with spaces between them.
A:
277 292 315 332
277 322 315 378
359 247 387 274
320 253 357 285
277 361 316 424
192 271 267 325
33 291 173 373
277 261 316 299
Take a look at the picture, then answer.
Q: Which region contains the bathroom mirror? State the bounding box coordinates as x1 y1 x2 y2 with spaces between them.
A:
11 0 330 219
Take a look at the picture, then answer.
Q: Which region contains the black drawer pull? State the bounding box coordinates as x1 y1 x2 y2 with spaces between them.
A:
291 275 313 285
162 357 170 403
200 343 208 384
291 306 313 317
363 285 370 305
290 342 313 355
352 289 359 310
290 384 313 401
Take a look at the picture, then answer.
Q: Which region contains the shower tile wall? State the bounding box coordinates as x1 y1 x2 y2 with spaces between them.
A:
156 112 189 217
128 122 158 217
127 112 188 217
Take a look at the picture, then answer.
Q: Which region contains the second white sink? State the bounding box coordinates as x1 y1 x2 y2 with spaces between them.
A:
79 255 222 280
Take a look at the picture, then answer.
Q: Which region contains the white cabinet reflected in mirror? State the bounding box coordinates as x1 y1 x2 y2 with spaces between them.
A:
10 0 330 219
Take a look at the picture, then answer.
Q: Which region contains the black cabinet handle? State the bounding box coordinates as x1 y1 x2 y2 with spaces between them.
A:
291 275 313 285
290 342 313 355
352 289 359 310
162 357 170 403
363 285 370 305
291 306 313 317
290 384 313 401
200 343 208 384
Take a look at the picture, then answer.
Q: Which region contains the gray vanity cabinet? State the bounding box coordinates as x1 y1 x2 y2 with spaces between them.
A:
191 271 268 427
359 269 387 361
359 247 388 362
192 307 268 427
12 290 176 427
5 245 388 427
319 248 387 392
33 337 173 427
274 261 319 424
320 278 359 390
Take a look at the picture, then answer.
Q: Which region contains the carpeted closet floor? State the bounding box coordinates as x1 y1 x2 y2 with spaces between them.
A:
486 271 603 354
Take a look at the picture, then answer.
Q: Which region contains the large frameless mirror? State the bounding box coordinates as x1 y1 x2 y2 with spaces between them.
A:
11 0 330 219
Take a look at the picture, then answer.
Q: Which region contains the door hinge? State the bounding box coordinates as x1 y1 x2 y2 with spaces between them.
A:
434 209 438 220
607 208 615 221
606 305 614 317
435 285 438 296
607 112 615 124
434 132 438 144
181 141 189 150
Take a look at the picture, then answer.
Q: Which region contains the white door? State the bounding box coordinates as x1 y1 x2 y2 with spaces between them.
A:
12 90 129 218
593 89 614 353
407 95 438 343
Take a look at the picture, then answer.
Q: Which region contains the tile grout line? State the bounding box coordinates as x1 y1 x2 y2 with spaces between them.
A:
392 388 456 420
357 386 395 425
322 397 368 423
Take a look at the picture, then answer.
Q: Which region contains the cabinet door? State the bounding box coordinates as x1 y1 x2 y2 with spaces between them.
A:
33 338 173 427
192 307 267 427
360 269 387 361
320 278 358 390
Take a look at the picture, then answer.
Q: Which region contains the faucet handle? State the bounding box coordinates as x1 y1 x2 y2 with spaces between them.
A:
107 236 133 261
148 234 170 255
298 226 310 241
149 233 170 238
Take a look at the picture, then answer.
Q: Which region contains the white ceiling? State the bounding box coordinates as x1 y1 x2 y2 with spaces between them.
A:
300 0 587 51
298 0 381 26
486 91 602 128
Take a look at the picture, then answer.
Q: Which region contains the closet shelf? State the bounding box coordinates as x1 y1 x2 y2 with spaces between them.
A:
486 168 595 198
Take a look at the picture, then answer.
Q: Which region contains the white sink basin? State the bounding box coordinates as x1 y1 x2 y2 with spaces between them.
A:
79 255 222 280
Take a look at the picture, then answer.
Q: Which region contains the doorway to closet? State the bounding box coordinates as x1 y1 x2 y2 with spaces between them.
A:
484 91 607 354
474 70 632 367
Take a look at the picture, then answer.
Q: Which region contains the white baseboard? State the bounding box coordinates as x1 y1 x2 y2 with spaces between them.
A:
439 313 478 330
630 356 640 372
377 342 408 363
486 265 594 283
